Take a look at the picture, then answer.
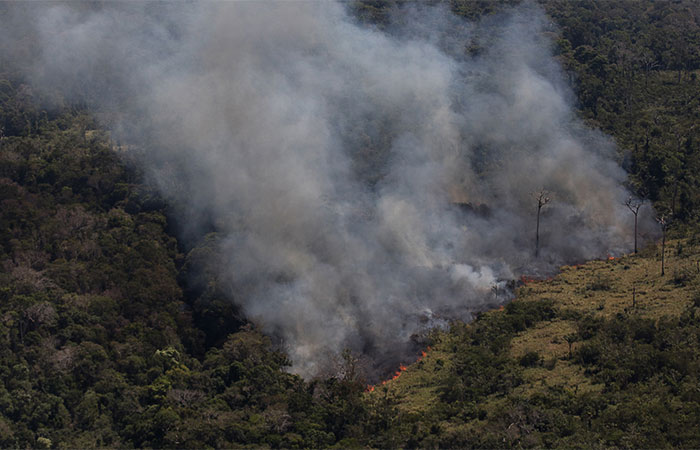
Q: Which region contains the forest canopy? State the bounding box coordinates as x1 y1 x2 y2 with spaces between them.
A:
0 0 699 447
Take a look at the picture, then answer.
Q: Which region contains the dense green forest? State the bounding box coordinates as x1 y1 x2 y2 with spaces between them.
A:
545 0 700 223
1 0 700 447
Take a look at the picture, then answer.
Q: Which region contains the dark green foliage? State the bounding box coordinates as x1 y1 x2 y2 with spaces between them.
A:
519 351 541 367
536 0 700 226
3 0 700 447
347 300 558 448
179 233 245 350
363 304 700 449
0 82 365 448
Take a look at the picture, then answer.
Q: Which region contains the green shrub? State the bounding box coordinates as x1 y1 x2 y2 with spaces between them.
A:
519 351 541 367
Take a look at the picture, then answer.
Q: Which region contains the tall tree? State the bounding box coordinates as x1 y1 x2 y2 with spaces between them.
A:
624 197 642 253
533 190 551 258
656 214 670 276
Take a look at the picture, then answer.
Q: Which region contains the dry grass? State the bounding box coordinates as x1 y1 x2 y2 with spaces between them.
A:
368 239 700 415
518 239 699 320
510 319 576 360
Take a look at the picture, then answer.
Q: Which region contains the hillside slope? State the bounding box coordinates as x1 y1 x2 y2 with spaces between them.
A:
2 0 700 447
366 239 700 448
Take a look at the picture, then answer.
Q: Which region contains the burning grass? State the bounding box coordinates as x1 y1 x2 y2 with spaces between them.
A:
365 341 455 414
365 348 432 393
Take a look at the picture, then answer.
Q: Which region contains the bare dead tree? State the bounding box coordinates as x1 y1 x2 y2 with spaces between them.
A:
624 197 642 253
533 190 551 257
656 214 670 276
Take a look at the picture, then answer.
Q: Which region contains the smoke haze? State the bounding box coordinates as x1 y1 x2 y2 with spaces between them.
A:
0 1 656 377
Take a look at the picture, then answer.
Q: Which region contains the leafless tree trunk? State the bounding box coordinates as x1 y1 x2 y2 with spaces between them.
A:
656 214 669 276
533 190 551 257
624 197 642 253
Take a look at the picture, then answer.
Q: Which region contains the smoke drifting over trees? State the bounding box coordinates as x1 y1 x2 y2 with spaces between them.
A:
0 2 657 376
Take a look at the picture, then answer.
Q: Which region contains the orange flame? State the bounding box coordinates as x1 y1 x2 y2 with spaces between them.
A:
390 365 408 381
520 275 538 285
365 348 432 392
607 255 615 261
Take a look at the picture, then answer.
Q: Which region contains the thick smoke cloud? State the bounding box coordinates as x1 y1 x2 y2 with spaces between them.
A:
2 2 655 377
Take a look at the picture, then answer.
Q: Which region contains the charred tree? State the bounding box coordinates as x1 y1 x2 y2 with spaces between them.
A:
624 197 642 253
533 190 551 258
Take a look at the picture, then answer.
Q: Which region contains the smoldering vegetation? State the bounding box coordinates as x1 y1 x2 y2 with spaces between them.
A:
0 1 657 377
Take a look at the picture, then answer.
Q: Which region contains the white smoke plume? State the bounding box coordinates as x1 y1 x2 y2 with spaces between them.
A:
1 1 655 377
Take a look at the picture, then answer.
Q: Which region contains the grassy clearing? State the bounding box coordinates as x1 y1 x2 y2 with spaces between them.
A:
520 239 699 320
369 239 700 416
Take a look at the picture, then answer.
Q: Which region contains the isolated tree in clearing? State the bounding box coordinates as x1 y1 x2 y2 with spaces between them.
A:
656 214 670 276
625 197 642 254
534 189 551 257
